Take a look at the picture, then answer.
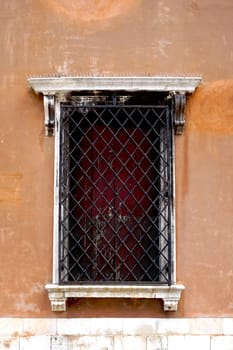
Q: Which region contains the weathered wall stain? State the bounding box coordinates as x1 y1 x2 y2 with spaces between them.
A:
40 0 141 22
0 173 23 203
157 1 177 24
186 80 233 135
1 0 232 79
186 0 201 14
15 293 40 313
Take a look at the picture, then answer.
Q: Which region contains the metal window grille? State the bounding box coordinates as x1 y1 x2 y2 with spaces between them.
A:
59 94 173 285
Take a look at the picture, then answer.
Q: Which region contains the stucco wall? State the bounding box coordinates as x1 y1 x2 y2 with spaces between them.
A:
0 0 232 317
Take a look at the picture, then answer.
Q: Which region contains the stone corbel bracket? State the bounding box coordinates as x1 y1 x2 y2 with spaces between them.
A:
45 284 185 312
43 94 55 136
172 92 187 135
28 76 202 136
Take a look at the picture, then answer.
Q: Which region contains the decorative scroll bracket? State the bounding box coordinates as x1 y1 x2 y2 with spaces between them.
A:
42 90 189 136
43 94 55 136
45 284 185 312
172 92 187 135
28 76 201 136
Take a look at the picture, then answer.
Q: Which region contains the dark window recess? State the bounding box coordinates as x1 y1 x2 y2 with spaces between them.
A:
59 93 173 285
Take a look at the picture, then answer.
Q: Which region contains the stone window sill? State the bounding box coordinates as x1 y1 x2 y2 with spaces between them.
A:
45 284 184 312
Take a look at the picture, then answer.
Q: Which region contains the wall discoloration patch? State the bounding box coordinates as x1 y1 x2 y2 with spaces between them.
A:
186 80 233 135
0 173 23 203
15 290 42 314
41 0 141 22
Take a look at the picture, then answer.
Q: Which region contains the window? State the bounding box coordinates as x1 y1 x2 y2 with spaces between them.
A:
59 93 172 284
28 76 201 311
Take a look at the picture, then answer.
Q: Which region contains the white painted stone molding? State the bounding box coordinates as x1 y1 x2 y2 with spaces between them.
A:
28 75 201 94
45 284 185 312
28 75 201 136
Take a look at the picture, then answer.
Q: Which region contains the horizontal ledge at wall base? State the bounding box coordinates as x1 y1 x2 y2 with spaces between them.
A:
45 283 185 312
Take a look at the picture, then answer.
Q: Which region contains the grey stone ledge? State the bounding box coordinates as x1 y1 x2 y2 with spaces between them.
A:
45 283 185 312
28 76 202 95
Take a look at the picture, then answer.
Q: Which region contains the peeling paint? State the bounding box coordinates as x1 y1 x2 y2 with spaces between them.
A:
157 39 172 58
15 293 40 313
157 1 177 24
0 227 15 244
14 285 44 314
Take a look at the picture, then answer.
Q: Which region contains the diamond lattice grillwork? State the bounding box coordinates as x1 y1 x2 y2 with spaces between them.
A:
59 98 173 284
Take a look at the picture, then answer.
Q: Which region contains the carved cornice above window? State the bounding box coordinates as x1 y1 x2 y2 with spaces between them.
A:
28 75 201 94
28 76 202 136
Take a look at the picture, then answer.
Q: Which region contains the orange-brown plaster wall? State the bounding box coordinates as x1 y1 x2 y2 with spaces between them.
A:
0 0 232 317
176 80 233 316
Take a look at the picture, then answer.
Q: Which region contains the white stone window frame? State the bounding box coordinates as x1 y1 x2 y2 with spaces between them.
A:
28 76 201 312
